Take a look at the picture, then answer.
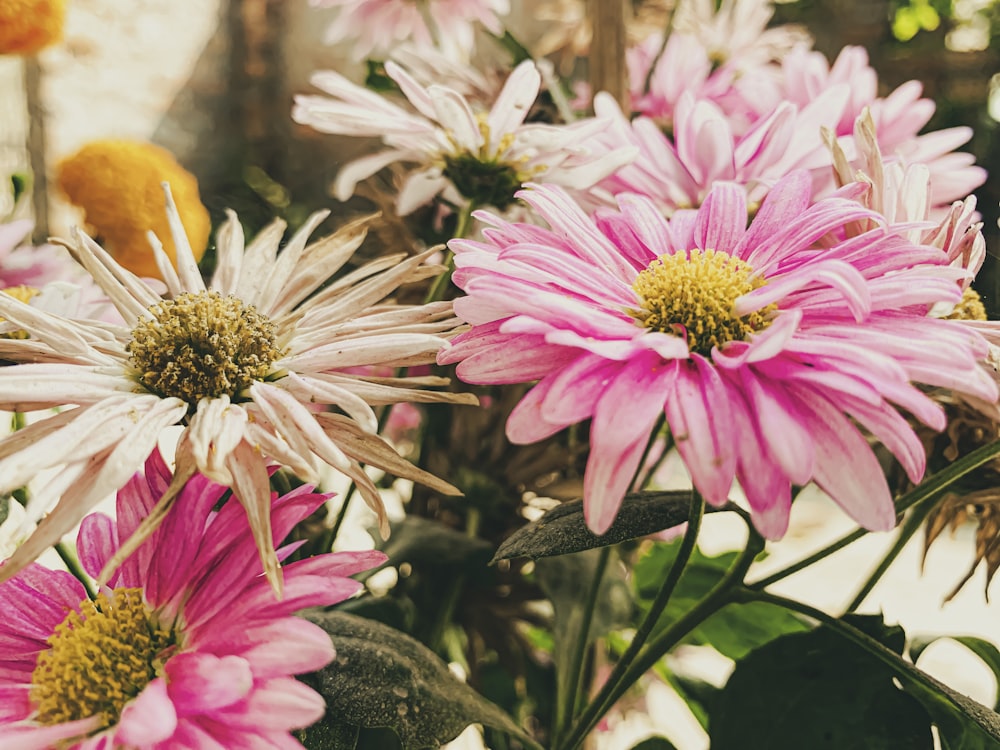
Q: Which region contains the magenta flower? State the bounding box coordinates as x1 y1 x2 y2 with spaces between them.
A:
0 450 385 749
438 173 998 538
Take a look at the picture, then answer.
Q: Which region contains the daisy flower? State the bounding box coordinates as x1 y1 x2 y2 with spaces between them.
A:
588 88 848 215
758 45 986 207
0 449 386 749
438 174 998 538
0 195 472 590
670 0 809 71
827 109 985 279
314 0 509 62
292 60 636 215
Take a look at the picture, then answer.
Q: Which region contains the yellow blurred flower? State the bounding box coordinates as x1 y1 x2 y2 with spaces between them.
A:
0 0 66 55
57 140 210 279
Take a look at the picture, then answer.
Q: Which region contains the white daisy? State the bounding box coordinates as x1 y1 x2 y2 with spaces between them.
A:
292 59 637 215
0 192 474 591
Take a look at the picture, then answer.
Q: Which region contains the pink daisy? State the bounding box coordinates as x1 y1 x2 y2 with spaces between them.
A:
438 173 998 538
760 45 986 207
0 449 386 749
314 0 509 62
589 88 848 214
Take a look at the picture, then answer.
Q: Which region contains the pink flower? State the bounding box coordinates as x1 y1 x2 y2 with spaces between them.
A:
828 109 985 279
763 46 985 207
314 0 509 62
438 173 998 538
589 89 848 214
0 219 119 323
0 220 65 289
0 450 386 749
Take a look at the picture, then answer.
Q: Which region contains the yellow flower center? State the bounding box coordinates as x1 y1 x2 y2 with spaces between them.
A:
630 249 774 355
946 287 988 322
31 588 176 730
1 285 38 340
127 290 282 406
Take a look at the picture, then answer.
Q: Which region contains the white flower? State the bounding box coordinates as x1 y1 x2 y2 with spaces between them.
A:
0 194 474 591
292 59 637 214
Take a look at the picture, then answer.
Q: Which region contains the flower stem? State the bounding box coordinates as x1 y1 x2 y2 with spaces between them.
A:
749 438 1000 591
557 491 708 750
552 545 612 748
641 2 678 96
425 201 476 305
55 541 96 600
563 530 763 749
844 493 938 613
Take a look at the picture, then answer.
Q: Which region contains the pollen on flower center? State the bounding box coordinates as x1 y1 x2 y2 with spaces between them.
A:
946 286 988 322
127 290 282 405
630 248 773 355
31 587 175 730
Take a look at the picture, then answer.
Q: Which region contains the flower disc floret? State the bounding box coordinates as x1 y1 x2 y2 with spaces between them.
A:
31 587 174 730
631 248 772 355
128 290 281 405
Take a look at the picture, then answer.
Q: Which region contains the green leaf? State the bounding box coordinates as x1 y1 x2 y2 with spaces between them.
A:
364 60 400 94
634 541 808 659
298 719 359 750
0 495 8 527
712 626 935 749
9 174 29 205
301 611 541 750
493 491 734 562
380 516 494 570
910 636 1000 712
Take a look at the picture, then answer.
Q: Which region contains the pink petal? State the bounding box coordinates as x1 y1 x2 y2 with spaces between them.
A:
166 653 254 714
584 351 673 533
115 677 178 746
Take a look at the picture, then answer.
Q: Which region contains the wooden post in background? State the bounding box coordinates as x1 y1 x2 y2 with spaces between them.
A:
588 0 629 112
23 58 48 243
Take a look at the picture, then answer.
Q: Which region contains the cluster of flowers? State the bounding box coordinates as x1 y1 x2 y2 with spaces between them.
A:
0 0 996 746
294 0 998 540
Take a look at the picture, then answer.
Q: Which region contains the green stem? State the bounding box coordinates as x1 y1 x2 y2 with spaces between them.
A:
749 528 865 591
425 201 476 305
553 546 612 747
56 541 96 600
557 492 710 750
750 438 1000 590
845 493 939 613
564 531 763 748
641 3 677 97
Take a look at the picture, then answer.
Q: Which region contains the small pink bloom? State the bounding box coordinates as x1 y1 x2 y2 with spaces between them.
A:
439 174 997 538
314 0 509 62
0 450 386 749
588 89 847 214
767 46 985 207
